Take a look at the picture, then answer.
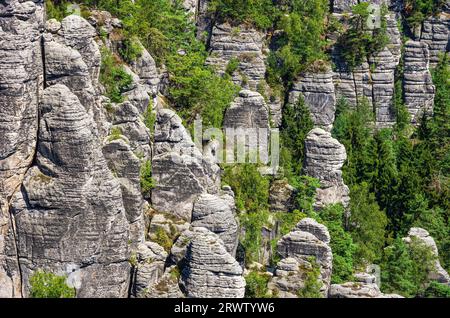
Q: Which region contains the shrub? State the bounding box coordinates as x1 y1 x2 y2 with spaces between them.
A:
29 271 76 298
297 258 323 298
245 271 271 298
152 227 173 253
423 281 450 298
140 160 155 194
100 48 133 103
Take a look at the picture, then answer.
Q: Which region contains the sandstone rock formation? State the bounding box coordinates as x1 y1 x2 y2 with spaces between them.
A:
132 241 168 297
276 218 333 296
191 193 239 256
403 41 435 124
10 84 131 297
289 68 336 131
329 282 404 298
152 108 220 221
269 180 297 213
403 228 450 284
206 23 266 90
304 128 350 209
419 6 450 67
181 228 245 298
0 0 44 298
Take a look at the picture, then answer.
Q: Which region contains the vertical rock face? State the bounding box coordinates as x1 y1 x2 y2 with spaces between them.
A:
276 218 333 296
223 90 270 130
332 0 358 13
420 7 450 67
304 128 350 209
206 23 266 90
332 13 401 128
103 139 145 246
403 228 450 284
0 0 44 298
151 109 220 221
289 68 336 131
181 228 245 298
10 84 131 298
269 180 297 213
191 193 239 256
403 41 435 124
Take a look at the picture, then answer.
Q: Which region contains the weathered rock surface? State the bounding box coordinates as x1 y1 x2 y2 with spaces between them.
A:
111 101 152 160
304 128 350 209
191 193 239 255
223 90 270 130
103 139 145 246
132 241 168 297
329 282 404 298
403 228 450 284
268 257 311 298
420 8 450 67
332 13 401 128
332 0 358 13
181 228 245 298
0 0 44 298
152 109 220 221
10 84 131 297
277 218 333 296
289 68 336 131
206 23 266 90
403 41 435 124
269 180 297 213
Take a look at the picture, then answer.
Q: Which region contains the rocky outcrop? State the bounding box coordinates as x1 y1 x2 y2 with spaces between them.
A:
269 180 297 213
10 84 131 297
289 67 336 131
403 41 435 124
332 0 358 13
181 228 245 298
206 23 266 90
223 90 270 130
268 257 313 298
191 193 239 256
103 139 145 246
403 228 450 284
332 13 401 128
0 0 45 298
276 218 333 296
419 7 450 67
151 109 220 221
132 241 168 297
329 283 404 298
304 128 350 209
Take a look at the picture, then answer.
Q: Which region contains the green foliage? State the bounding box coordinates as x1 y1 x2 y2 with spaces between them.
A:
30 271 76 298
209 0 279 29
45 0 69 21
225 57 240 75
239 209 271 264
245 271 271 298
280 96 315 180
337 3 389 69
143 106 156 134
423 281 450 298
108 126 123 142
140 160 155 194
275 209 307 237
100 48 133 103
381 237 437 297
222 164 270 213
319 204 356 284
297 259 323 298
267 0 328 84
349 182 387 265
153 227 173 252
403 0 445 28
119 37 143 63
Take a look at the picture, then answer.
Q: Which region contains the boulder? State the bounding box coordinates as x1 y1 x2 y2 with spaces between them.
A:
329 282 404 298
